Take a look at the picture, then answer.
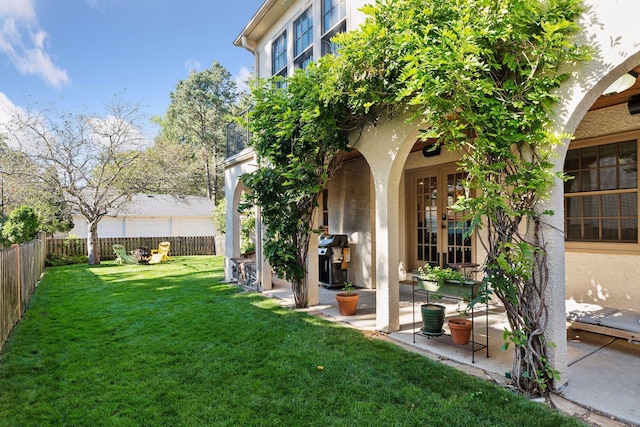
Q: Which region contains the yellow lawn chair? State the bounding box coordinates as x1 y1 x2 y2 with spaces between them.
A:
113 244 137 265
149 241 171 264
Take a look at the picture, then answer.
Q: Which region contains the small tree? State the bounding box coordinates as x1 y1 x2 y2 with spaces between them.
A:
2 205 39 244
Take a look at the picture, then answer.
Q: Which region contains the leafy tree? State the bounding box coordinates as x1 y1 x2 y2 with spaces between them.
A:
212 198 226 235
6 96 151 265
2 205 40 244
32 188 74 236
122 132 207 197
0 140 73 239
242 63 350 308
162 61 237 203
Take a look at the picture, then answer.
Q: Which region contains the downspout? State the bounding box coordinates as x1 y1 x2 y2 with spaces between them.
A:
242 36 260 77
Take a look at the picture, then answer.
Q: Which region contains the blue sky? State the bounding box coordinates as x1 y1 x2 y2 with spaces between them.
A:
0 0 264 137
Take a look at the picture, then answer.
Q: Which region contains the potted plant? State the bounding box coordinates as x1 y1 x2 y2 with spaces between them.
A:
420 303 446 335
417 264 465 289
447 317 473 345
335 281 359 316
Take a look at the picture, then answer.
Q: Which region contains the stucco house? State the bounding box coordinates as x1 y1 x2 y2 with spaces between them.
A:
63 194 216 238
224 0 640 388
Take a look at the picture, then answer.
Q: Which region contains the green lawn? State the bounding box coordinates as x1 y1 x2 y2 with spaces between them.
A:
0 256 583 426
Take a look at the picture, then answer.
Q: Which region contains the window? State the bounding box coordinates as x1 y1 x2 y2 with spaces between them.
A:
294 8 313 70
321 0 346 56
272 31 288 78
322 189 329 233
322 0 345 34
564 139 638 242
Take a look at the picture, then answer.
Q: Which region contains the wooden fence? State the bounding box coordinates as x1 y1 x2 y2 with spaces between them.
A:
46 235 221 260
0 236 47 352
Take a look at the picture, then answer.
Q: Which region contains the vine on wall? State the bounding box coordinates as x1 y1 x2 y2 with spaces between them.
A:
243 0 588 395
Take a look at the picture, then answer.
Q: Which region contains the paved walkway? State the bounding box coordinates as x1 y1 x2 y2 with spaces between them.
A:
262 282 640 427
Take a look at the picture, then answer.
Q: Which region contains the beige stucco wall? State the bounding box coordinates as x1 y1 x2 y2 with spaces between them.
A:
327 157 374 289
566 252 640 311
565 104 640 311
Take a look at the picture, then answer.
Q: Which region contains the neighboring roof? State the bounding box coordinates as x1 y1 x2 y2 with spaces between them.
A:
110 194 214 218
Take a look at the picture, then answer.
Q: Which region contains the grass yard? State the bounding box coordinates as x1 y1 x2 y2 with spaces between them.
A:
0 256 584 426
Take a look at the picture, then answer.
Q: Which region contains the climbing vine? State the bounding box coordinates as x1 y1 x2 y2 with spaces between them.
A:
242 63 350 308
243 0 588 395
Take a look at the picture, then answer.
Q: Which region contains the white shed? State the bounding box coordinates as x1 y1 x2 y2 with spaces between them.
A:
64 194 215 238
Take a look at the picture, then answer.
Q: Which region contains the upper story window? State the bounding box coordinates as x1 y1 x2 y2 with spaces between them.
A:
322 0 346 55
294 7 313 70
564 138 638 243
272 31 288 78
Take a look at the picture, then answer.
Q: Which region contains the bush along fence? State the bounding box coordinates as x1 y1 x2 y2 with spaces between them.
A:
46 235 222 261
0 235 47 351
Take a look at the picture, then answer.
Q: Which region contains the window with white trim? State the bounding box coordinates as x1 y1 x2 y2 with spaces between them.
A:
564 139 638 242
272 31 288 78
294 7 313 70
321 0 346 56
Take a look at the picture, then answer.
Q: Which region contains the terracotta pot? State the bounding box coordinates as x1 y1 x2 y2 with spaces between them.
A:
336 292 359 316
448 318 473 345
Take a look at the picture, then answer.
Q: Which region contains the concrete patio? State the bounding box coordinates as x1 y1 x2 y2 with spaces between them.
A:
262 282 640 426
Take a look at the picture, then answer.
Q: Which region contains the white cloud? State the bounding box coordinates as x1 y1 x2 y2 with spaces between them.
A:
184 58 201 72
0 0 70 88
235 66 253 93
0 92 28 149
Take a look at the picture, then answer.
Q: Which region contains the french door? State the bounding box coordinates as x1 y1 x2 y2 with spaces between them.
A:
409 165 474 271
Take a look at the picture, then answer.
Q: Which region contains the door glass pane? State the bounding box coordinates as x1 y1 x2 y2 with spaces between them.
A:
446 172 472 265
416 175 438 264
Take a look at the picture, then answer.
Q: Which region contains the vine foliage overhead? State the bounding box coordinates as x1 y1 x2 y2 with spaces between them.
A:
242 0 587 396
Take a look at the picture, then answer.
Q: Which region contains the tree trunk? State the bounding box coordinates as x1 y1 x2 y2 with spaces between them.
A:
291 275 308 309
87 220 100 265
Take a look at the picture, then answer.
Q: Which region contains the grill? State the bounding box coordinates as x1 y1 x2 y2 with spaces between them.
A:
318 234 350 288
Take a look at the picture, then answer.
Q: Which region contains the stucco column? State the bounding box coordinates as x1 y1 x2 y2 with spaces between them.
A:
224 169 241 282
307 233 319 306
354 116 420 333
544 168 569 388
374 179 401 332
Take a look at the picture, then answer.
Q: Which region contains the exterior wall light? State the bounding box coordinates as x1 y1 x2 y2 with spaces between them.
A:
603 71 637 95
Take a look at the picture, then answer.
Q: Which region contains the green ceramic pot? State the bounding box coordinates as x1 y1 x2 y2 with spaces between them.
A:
421 303 446 334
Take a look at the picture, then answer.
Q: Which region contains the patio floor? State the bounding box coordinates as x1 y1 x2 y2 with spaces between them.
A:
263 281 640 426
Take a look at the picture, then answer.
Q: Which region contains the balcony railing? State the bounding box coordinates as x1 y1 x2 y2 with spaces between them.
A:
226 108 251 158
